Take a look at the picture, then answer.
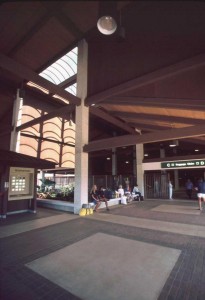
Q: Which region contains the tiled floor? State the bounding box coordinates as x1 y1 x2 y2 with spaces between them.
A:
1 200 205 300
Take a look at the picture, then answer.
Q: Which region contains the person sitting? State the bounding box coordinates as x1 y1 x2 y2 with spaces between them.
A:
90 184 101 212
98 186 110 211
118 185 127 205
132 184 142 201
124 185 132 202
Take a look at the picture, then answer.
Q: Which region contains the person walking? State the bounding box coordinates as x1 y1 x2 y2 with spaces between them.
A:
195 178 205 211
185 179 193 199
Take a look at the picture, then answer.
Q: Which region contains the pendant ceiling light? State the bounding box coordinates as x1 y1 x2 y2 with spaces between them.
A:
169 140 179 147
97 1 117 35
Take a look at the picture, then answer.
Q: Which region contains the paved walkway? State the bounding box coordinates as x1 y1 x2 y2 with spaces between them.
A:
1 199 205 300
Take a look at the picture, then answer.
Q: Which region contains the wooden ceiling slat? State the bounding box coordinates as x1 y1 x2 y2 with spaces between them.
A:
85 53 205 105
8 13 52 56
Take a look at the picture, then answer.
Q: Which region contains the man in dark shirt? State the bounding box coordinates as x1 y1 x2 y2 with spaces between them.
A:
185 179 193 199
98 186 110 211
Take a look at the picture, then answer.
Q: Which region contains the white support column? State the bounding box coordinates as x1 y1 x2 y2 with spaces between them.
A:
10 89 23 152
136 144 144 196
74 39 89 214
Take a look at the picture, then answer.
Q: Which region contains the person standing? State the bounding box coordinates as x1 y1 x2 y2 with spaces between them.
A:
185 179 193 199
154 179 160 197
168 180 173 200
195 178 205 211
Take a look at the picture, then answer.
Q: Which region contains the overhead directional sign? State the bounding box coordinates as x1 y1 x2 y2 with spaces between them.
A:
161 159 205 169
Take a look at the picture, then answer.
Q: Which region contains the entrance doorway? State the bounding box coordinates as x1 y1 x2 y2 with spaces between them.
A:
145 168 205 200
144 172 169 199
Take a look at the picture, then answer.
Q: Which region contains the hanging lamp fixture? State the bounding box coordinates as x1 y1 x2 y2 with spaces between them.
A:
97 1 117 35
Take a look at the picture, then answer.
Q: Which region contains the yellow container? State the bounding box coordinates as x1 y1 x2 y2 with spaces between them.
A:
79 208 86 216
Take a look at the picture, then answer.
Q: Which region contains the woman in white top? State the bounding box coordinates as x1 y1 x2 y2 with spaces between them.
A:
118 185 127 204
118 185 124 195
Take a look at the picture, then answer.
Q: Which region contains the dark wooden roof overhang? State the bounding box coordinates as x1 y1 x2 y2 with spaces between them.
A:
0 149 56 169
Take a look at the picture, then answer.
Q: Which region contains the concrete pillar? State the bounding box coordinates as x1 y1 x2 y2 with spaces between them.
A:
136 144 144 196
160 148 165 158
133 146 136 176
112 148 117 175
10 89 23 152
174 170 179 190
0 165 9 218
173 148 179 189
112 132 117 176
29 169 37 213
74 39 89 214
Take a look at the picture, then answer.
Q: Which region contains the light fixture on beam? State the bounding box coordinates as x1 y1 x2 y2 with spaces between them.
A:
97 1 117 35
169 140 179 147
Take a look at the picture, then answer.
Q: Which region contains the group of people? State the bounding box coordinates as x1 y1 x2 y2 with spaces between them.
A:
90 178 205 212
90 184 143 212
118 184 143 204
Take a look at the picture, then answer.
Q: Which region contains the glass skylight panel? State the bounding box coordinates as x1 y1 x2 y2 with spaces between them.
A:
39 47 78 85
65 83 77 96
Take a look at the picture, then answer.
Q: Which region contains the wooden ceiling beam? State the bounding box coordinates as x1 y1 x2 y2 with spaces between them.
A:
102 96 205 110
17 104 75 131
0 53 81 105
113 112 205 126
83 124 205 152
90 107 136 134
24 86 63 107
184 138 205 146
127 122 167 132
59 74 77 89
21 133 75 147
85 53 205 106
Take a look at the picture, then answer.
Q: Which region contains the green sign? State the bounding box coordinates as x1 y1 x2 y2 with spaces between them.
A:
161 159 205 169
